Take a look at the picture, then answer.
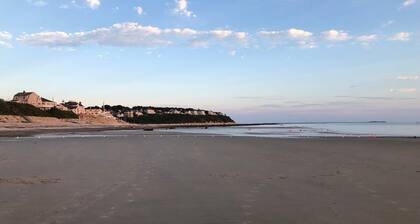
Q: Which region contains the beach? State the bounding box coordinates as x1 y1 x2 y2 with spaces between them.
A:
1 132 420 224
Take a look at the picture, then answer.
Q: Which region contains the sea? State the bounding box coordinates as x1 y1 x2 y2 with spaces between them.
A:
166 122 420 138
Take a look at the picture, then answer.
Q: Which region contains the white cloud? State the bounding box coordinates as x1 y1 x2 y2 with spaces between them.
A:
210 30 233 39
258 31 281 36
174 0 195 17
356 34 378 46
18 31 75 46
86 0 100 9
397 76 419 80
322 30 352 42
258 29 315 48
287 28 315 48
402 0 416 7
0 31 13 48
0 32 12 41
167 28 198 36
287 28 313 40
235 32 248 42
27 0 47 7
258 29 313 40
356 35 378 42
18 24 166 47
134 6 143 15
257 30 283 45
389 32 411 41
17 23 247 48
390 88 417 93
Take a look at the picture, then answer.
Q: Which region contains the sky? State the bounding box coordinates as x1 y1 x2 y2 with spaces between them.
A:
0 0 420 123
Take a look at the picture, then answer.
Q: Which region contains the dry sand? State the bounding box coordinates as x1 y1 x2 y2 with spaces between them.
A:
0 114 125 128
1 132 420 224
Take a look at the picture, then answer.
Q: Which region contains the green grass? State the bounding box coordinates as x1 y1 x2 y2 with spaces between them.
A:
0 99 78 119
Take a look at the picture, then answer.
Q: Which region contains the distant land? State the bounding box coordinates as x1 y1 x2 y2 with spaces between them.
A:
0 91 235 127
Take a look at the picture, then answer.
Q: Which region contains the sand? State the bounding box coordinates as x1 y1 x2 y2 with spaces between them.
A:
0 122 236 138
1 132 420 224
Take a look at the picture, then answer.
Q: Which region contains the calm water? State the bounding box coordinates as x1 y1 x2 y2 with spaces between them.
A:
167 123 420 138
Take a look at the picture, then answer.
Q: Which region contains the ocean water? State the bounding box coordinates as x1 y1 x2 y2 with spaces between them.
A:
166 123 420 138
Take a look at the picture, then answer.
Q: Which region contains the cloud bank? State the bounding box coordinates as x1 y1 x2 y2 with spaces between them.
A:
17 23 248 48
14 23 415 49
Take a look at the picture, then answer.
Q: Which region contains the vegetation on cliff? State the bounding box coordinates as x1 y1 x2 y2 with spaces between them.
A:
101 104 235 124
126 114 234 124
0 99 78 119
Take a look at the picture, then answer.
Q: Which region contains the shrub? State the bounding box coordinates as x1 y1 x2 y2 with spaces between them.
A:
0 101 78 119
47 108 78 119
126 114 234 124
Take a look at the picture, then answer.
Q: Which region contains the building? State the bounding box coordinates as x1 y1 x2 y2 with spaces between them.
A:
197 110 206 115
62 101 85 115
39 98 57 110
134 111 143 116
145 108 156 114
55 104 70 111
124 111 134 118
12 91 56 110
207 111 217 115
12 91 41 106
85 107 103 116
168 109 181 114
183 110 193 115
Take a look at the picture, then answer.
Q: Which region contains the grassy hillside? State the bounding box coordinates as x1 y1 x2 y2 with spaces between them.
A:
0 99 78 119
126 114 234 124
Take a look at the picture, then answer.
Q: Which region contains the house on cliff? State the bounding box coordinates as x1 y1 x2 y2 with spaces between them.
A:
62 101 85 115
12 91 56 110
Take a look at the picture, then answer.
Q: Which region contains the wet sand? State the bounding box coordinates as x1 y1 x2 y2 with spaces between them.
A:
1 133 420 224
0 123 238 138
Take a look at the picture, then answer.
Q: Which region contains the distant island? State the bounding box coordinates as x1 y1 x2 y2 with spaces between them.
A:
0 91 234 125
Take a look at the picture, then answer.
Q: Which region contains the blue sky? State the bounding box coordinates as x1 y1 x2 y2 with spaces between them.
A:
1 0 420 122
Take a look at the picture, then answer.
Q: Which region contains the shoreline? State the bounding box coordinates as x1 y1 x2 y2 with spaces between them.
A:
0 122 245 138
1 123 419 140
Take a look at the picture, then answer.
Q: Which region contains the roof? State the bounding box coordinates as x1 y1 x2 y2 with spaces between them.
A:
14 91 35 97
63 101 84 109
41 97 53 102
